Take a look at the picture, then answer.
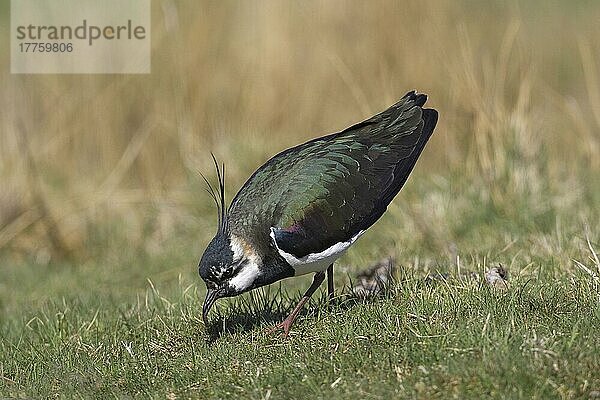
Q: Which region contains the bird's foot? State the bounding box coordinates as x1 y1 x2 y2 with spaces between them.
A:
266 317 295 338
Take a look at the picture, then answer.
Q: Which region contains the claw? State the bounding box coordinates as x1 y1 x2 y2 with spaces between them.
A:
266 319 293 337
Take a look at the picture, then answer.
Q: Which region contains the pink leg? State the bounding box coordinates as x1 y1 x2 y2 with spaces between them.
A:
269 271 326 337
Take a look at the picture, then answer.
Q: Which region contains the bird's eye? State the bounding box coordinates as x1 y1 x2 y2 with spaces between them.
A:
222 266 235 278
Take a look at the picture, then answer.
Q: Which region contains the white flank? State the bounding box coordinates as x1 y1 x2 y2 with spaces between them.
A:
229 235 261 291
270 228 365 276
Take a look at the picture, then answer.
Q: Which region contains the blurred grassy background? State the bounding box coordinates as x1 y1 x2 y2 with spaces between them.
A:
0 0 599 307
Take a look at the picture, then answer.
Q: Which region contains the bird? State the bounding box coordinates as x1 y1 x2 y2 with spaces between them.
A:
199 91 438 336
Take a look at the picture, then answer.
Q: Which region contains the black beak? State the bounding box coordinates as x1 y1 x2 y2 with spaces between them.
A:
202 288 221 326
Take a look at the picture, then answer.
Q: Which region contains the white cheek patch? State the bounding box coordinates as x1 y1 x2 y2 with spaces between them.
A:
229 234 262 291
229 261 261 291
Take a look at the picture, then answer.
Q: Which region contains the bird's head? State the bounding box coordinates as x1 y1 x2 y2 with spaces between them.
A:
197 155 261 326
198 232 261 325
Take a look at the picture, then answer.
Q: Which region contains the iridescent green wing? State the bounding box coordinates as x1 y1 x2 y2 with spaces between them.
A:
228 91 438 257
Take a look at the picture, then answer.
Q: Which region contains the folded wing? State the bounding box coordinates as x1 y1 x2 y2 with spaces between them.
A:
229 91 438 259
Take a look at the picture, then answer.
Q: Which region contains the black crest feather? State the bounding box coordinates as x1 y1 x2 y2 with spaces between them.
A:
199 153 228 234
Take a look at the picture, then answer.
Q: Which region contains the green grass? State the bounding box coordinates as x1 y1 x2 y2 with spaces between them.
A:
1 170 599 398
1 265 599 399
1 142 599 398
1 156 598 398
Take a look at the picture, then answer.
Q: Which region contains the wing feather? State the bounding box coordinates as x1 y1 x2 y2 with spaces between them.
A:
228 91 438 258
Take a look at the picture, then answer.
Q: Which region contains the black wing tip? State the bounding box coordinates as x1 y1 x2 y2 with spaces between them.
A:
401 90 439 129
402 90 428 107
417 108 439 150
422 108 439 133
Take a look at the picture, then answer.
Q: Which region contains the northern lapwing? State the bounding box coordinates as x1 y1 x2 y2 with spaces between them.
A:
199 91 438 336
